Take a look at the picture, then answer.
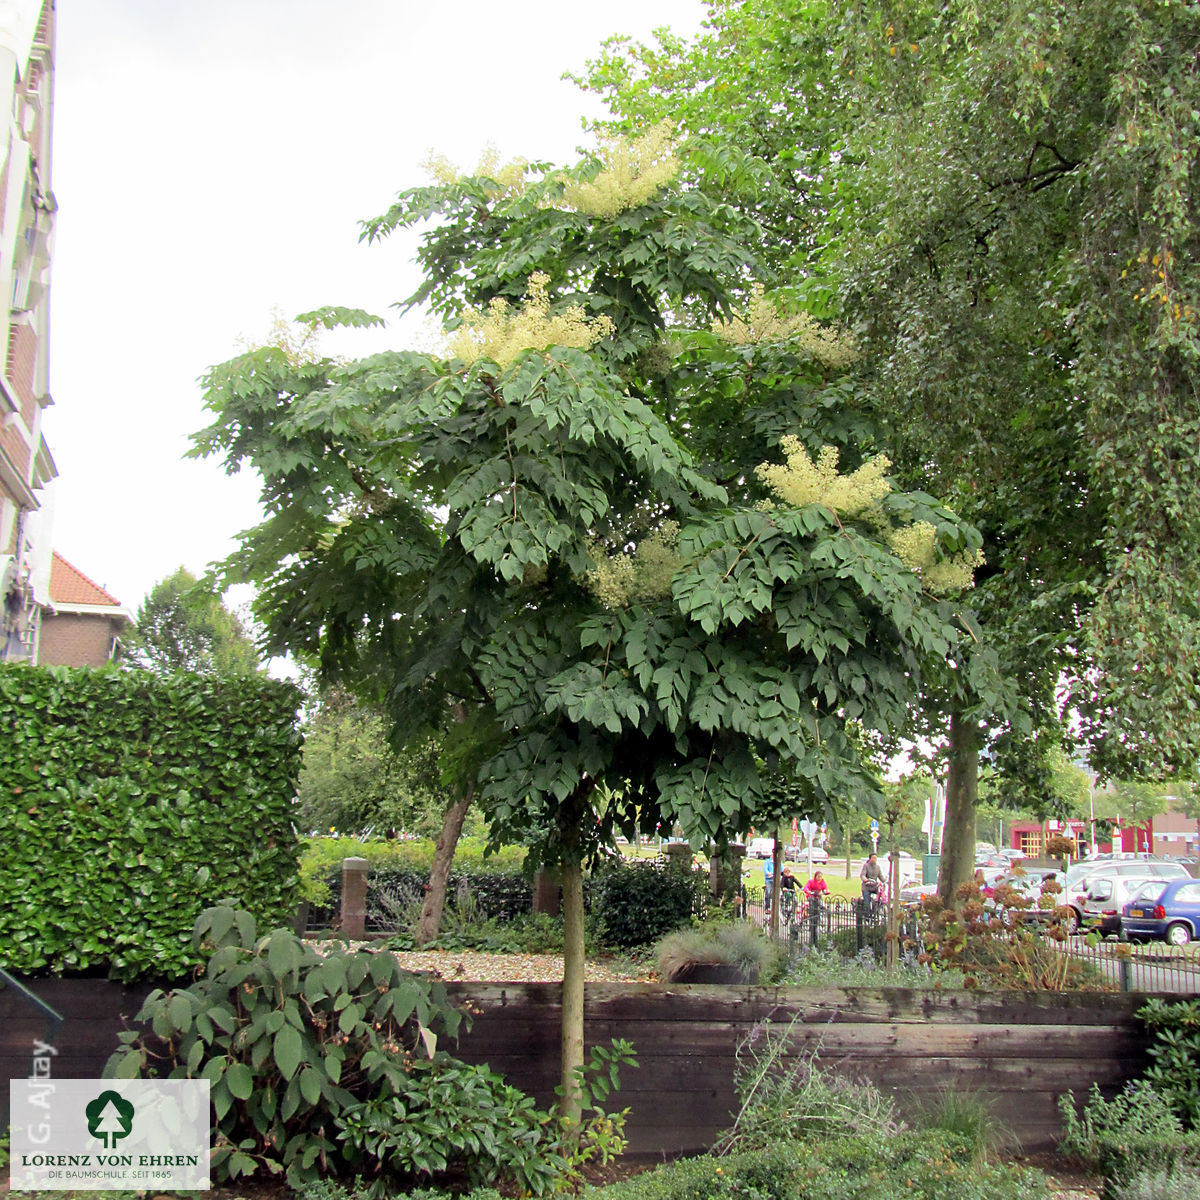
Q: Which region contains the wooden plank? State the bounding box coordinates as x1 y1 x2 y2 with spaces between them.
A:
448 982 1150 1027
458 1017 1147 1059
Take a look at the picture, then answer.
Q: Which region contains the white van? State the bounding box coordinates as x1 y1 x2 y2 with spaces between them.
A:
1064 859 1191 930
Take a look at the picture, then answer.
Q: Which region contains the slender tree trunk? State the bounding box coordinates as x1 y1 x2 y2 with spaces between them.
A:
769 837 781 939
414 785 472 946
937 710 980 908
560 851 586 1124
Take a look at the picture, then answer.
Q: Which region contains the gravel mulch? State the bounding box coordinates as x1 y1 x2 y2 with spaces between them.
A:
378 948 650 983
311 942 652 983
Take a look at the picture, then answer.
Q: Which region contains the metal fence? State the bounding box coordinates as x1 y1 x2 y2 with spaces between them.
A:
742 893 922 958
742 893 1200 993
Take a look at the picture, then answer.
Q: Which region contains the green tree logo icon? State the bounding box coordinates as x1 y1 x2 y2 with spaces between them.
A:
85 1090 135 1149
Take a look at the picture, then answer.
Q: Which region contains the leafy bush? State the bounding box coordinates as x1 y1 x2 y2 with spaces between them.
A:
387 911 566 954
829 923 885 959
590 859 705 949
0 665 302 980
1059 1081 1185 1169
107 905 630 1194
1139 998 1200 1126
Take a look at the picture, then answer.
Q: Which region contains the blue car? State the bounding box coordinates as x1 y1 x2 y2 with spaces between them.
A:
1122 878 1200 945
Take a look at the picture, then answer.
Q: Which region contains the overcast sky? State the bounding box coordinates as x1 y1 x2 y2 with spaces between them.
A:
46 0 707 611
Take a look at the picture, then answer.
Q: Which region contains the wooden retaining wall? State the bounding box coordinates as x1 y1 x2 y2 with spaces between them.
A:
442 984 1153 1156
2 977 1153 1155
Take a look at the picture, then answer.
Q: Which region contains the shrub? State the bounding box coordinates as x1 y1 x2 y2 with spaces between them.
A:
1058 1081 1185 1169
299 837 527 908
1139 998 1200 1126
1099 1136 1200 1193
1113 1166 1200 1200
590 859 705 949
716 1016 899 1155
590 1133 1044 1200
107 905 630 1194
0 665 302 980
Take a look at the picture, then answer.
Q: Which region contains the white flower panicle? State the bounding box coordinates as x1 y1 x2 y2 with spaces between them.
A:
585 522 682 608
756 438 890 516
554 121 680 219
422 145 531 203
446 273 614 369
713 284 859 367
756 438 982 594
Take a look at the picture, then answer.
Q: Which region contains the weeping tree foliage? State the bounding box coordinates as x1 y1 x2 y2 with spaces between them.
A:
194 129 984 1111
578 0 1200 902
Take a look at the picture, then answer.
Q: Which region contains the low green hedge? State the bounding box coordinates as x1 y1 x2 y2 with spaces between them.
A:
299 837 527 906
0 665 302 981
562 1132 1043 1199
1099 1133 1200 1193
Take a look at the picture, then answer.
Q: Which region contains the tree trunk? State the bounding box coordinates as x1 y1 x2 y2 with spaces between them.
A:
769 837 782 939
414 785 472 946
560 852 586 1124
937 710 980 908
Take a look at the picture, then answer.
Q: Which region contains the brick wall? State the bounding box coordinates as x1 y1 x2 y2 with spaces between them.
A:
37 613 115 667
7 323 38 429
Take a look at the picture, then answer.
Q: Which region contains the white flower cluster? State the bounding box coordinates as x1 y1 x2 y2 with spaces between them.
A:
553 121 680 219
422 145 531 203
713 284 859 367
585 522 682 608
756 438 890 516
446 273 614 370
756 438 982 593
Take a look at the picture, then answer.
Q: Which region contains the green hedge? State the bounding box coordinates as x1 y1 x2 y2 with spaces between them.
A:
0 665 303 980
532 1132 1043 1199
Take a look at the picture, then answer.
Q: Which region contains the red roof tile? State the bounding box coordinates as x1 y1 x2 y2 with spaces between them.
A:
48 552 123 608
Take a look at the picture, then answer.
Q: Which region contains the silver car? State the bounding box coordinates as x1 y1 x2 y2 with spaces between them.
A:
1079 865 1192 937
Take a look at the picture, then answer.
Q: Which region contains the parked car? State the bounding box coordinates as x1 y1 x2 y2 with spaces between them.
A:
791 844 829 864
1122 878 1200 945
1065 859 1192 931
747 837 775 859
1081 868 1191 937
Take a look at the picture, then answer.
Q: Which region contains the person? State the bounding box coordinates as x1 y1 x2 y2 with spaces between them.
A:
779 864 800 920
860 852 884 903
804 870 829 902
763 853 775 911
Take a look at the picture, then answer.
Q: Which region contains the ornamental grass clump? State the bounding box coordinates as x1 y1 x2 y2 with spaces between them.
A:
654 922 775 982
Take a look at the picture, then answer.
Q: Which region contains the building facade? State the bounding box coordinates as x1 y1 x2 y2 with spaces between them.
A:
0 0 57 662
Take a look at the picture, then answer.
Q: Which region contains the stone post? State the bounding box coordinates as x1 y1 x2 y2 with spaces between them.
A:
709 843 746 903
340 857 369 940
664 843 692 873
532 866 561 917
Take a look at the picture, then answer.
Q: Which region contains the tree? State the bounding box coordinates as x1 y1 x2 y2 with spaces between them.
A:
579 0 1200 904
129 567 261 675
195 129 982 1113
297 688 449 837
